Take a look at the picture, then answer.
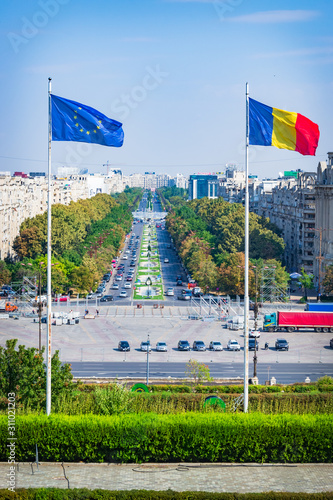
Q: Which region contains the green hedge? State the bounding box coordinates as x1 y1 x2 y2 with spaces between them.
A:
147 384 333 394
10 391 333 416
0 413 332 463
129 392 333 415
1 490 333 500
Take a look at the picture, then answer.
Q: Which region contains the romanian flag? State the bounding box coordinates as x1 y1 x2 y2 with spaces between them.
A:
249 98 319 156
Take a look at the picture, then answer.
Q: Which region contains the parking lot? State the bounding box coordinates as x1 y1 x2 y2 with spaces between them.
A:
1 312 332 366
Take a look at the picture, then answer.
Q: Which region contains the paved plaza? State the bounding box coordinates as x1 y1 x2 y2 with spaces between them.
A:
0 309 331 366
1 462 332 493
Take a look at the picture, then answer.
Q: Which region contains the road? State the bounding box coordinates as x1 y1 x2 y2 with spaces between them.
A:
70 361 333 384
1 191 332 384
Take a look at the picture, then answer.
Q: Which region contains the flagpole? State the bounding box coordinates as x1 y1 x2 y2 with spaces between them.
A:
46 77 52 416
244 82 249 412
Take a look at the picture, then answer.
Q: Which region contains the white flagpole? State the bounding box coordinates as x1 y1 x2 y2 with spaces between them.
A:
46 77 52 416
244 82 249 412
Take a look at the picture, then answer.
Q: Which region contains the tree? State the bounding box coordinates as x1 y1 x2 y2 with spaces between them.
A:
0 261 11 286
69 265 97 294
185 359 213 386
323 265 333 295
0 339 74 410
298 267 314 301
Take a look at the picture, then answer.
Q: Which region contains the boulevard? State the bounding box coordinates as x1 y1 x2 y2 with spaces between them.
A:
1 194 332 384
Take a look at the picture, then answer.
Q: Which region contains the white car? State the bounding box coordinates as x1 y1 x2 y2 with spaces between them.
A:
124 282 131 289
115 275 123 281
140 341 151 352
249 330 261 338
156 342 168 352
164 258 169 263
122 255 128 260
119 291 128 298
209 341 223 351
112 283 119 289
166 288 174 296
227 339 241 351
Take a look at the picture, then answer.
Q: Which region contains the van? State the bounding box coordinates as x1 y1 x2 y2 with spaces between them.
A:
230 315 244 330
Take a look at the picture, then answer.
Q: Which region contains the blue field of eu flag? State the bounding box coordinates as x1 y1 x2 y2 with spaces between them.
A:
51 94 124 147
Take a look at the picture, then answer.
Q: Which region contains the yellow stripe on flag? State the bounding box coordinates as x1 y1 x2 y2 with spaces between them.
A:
272 107 297 151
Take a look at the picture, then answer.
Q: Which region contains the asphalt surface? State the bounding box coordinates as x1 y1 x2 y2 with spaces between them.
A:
70 361 333 384
1 193 333 383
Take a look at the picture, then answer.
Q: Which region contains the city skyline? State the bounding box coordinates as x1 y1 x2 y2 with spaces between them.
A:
1 0 332 179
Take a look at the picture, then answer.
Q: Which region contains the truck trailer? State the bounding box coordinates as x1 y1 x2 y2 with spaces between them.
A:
305 303 333 312
263 311 333 333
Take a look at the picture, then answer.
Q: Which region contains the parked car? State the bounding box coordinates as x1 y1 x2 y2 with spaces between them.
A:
227 339 241 351
178 340 190 351
166 288 174 296
119 291 128 298
126 276 133 281
140 341 151 352
248 338 259 351
209 341 223 351
249 330 261 338
192 340 206 351
53 295 70 302
164 258 169 263
86 293 98 299
122 255 128 260
176 279 183 286
330 338 333 349
116 275 123 281
100 295 114 302
124 282 131 289
118 340 130 352
178 294 190 301
275 338 289 351
156 342 168 352
112 283 119 289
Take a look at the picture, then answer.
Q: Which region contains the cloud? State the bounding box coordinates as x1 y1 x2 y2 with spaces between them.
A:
228 10 320 23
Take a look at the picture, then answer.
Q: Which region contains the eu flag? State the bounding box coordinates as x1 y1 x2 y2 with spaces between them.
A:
51 94 124 147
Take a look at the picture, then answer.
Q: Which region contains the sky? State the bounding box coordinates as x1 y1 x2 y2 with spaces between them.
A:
1 0 333 179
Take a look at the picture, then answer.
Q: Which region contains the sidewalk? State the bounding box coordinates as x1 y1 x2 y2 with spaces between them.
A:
1 462 332 493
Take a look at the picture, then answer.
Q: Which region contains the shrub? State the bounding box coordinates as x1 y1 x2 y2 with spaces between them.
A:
0 413 331 463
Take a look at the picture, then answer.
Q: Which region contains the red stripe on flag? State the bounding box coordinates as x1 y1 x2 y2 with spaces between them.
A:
295 113 320 156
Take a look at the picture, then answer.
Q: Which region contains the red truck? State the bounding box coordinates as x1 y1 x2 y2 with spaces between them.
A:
263 311 333 333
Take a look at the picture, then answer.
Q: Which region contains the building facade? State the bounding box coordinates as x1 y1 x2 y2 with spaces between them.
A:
252 173 316 274
315 153 333 290
188 174 219 200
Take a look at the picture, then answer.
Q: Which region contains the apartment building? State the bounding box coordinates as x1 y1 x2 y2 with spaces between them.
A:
252 173 316 274
315 152 333 290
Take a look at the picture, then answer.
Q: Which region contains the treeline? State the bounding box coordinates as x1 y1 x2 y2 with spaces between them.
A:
157 186 188 211
164 195 288 296
0 188 142 295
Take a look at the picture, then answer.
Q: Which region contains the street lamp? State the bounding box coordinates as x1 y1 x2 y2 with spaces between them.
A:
146 333 150 385
146 277 152 298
